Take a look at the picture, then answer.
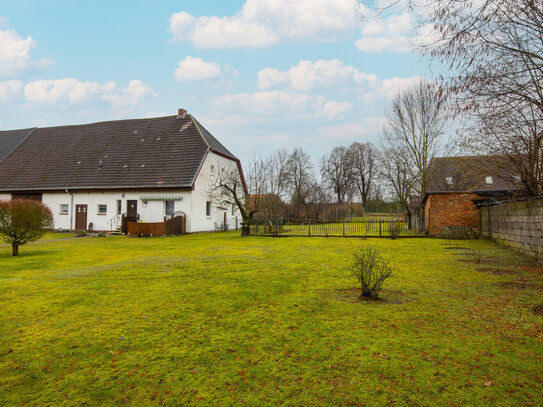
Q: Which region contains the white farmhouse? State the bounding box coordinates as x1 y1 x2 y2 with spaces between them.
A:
0 109 245 233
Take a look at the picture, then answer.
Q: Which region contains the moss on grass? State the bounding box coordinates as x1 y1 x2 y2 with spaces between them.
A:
0 233 542 405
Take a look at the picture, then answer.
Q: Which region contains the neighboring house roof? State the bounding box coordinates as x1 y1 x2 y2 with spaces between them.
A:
0 113 238 192
0 128 35 164
425 155 520 195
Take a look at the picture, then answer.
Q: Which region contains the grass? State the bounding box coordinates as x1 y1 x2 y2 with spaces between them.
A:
38 231 76 241
0 233 542 405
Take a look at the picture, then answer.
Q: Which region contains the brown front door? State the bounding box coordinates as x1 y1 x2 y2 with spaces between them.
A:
75 204 87 230
126 200 138 221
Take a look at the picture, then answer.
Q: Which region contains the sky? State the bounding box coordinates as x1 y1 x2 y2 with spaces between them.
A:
0 0 437 164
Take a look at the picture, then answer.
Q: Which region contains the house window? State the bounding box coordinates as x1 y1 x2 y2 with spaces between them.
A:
206 201 212 217
231 203 236 216
165 200 175 216
485 176 493 185
445 176 453 185
117 200 122 215
142 199 148 208
97 204 107 215
60 204 69 214
210 165 215 176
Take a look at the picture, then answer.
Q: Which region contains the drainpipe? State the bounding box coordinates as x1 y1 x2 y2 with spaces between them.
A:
66 188 74 230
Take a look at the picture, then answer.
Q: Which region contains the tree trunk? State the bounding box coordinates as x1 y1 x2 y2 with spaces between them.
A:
240 224 250 236
12 244 19 256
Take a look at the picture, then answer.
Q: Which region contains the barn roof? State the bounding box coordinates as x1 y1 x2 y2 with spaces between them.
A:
0 113 238 192
425 155 519 194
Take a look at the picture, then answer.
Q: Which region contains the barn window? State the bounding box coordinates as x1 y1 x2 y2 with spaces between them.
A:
60 204 69 214
165 200 175 216
97 204 107 215
485 176 493 185
206 201 212 217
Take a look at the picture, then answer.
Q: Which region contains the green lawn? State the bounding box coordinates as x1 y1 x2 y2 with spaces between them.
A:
1 233 542 405
38 231 77 241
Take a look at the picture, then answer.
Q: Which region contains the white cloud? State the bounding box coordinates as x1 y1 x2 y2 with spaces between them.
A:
320 101 353 119
0 80 22 100
317 116 385 140
101 80 158 109
355 11 431 53
212 90 354 121
169 0 360 48
0 15 8 28
213 90 324 117
174 56 222 82
258 59 378 91
360 76 423 103
23 78 157 109
0 29 35 77
24 78 116 103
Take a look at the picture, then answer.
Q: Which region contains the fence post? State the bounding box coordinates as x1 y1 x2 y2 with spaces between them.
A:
256 223 258 234
235 216 238 230
379 219 382 236
343 216 345 236
308 218 311 236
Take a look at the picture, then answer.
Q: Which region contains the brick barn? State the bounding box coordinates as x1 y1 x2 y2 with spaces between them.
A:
422 156 521 236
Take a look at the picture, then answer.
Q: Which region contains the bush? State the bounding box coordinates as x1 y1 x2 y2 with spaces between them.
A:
75 229 88 237
350 246 394 299
97 231 107 238
389 222 402 239
0 199 53 256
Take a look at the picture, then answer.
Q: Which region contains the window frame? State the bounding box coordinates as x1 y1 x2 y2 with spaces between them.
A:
165 200 175 216
97 204 108 215
206 201 212 217
59 204 69 214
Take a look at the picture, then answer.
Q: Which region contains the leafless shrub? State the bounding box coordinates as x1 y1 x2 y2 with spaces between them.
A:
350 246 395 299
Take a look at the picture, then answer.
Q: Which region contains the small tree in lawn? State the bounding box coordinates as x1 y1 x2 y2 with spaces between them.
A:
350 246 394 299
0 199 54 256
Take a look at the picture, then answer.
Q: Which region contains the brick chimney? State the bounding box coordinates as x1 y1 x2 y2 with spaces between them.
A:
177 108 187 119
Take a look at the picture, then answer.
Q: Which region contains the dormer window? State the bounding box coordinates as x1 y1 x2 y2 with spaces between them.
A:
485 176 493 185
445 176 453 185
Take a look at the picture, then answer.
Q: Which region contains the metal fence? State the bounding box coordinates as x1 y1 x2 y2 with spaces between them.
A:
250 216 420 237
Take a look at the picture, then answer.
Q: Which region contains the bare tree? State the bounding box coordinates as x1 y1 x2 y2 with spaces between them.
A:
421 0 543 195
286 147 316 220
379 147 414 226
208 158 261 236
380 79 447 198
259 149 290 221
348 142 377 208
320 146 354 204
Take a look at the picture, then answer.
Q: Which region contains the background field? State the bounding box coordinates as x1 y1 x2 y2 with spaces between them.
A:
1 233 542 405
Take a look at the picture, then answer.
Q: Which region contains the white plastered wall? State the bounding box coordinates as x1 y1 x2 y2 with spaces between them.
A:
0 193 11 201
42 190 192 231
191 151 242 232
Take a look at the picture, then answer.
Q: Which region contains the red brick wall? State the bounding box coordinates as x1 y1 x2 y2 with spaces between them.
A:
424 193 481 235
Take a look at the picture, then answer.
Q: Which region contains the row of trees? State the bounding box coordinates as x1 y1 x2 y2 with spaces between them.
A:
419 0 543 196
210 79 449 234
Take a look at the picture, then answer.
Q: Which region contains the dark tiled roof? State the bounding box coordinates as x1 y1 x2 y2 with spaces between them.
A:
0 128 35 164
426 155 520 193
0 114 238 191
